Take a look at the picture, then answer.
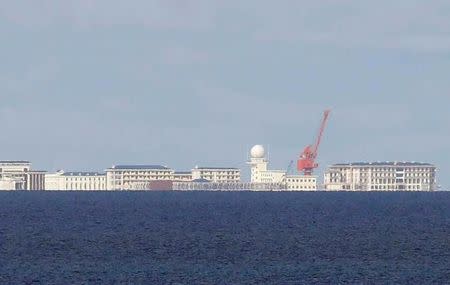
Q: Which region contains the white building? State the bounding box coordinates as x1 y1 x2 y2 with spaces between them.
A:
173 172 193 182
45 170 106 190
191 167 241 183
0 161 45 190
247 145 285 183
247 145 317 190
324 162 437 191
106 165 174 190
286 175 317 191
0 177 16 190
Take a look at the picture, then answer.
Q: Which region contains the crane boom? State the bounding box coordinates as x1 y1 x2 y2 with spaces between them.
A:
312 110 331 156
297 110 331 175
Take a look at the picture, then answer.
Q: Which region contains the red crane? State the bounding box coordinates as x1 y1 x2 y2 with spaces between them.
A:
297 110 331 175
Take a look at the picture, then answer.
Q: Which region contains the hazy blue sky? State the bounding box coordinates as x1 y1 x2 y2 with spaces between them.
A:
1 1 449 187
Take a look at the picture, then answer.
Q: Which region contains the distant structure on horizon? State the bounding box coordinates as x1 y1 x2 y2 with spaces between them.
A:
104 165 240 191
45 170 106 191
0 161 45 191
0 158 439 192
247 145 317 191
324 162 437 191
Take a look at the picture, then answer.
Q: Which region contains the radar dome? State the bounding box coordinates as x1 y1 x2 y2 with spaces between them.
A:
250 145 265 158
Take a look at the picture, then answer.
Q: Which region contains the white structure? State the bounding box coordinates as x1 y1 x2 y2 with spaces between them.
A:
173 172 193 182
45 171 65 190
0 161 45 190
248 145 285 183
26 171 46 190
324 162 437 191
174 181 285 191
45 171 106 190
248 145 270 183
106 165 174 190
286 175 317 191
191 167 240 183
0 177 16 190
247 145 317 190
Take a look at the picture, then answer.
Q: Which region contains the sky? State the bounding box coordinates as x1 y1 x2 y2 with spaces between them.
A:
1 1 449 188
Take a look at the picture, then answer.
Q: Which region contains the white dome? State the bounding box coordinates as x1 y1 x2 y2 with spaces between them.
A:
250 145 265 158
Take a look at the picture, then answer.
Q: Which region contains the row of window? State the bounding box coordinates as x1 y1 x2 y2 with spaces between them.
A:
370 178 431 184
329 173 431 178
66 178 105 182
287 185 316 190
332 167 433 173
118 175 173 179
196 175 240 180
328 178 431 184
67 183 106 190
370 185 424 190
287 178 315 183
195 171 239 175
111 171 173 175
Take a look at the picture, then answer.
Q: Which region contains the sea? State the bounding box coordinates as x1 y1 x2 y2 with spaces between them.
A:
0 191 449 284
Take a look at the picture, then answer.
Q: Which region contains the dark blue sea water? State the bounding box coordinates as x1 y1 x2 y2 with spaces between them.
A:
0 191 449 284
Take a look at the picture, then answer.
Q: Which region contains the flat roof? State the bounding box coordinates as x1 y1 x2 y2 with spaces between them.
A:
110 165 170 170
332 162 434 167
261 170 286 173
194 167 239 170
62 172 105 176
0 160 30 164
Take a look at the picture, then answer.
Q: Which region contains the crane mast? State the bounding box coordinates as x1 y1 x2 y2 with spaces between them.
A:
313 110 330 156
297 110 331 175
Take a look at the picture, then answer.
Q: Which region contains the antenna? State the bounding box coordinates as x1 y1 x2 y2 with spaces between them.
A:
246 144 248 162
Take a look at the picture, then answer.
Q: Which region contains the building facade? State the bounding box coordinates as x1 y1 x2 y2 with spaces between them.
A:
324 162 437 191
286 175 317 191
173 180 285 191
248 145 318 190
247 145 286 183
191 167 241 183
25 171 46 190
173 172 193 182
45 171 106 190
0 161 45 190
106 165 174 190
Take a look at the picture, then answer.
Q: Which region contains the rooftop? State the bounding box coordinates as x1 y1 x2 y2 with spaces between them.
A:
62 172 105 176
0 160 30 164
110 165 170 170
194 167 239 170
332 162 434 167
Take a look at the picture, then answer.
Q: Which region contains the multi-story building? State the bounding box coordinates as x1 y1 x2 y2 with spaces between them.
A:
247 145 317 190
324 162 437 191
45 170 106 190
26 171 46 190
106 165 174 190
0 161 45 190
191 167 241 183
173 172 193 182
247 145 286 183
285 175 317 191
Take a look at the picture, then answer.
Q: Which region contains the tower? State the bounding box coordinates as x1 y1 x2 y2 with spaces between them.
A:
247 145 268 183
